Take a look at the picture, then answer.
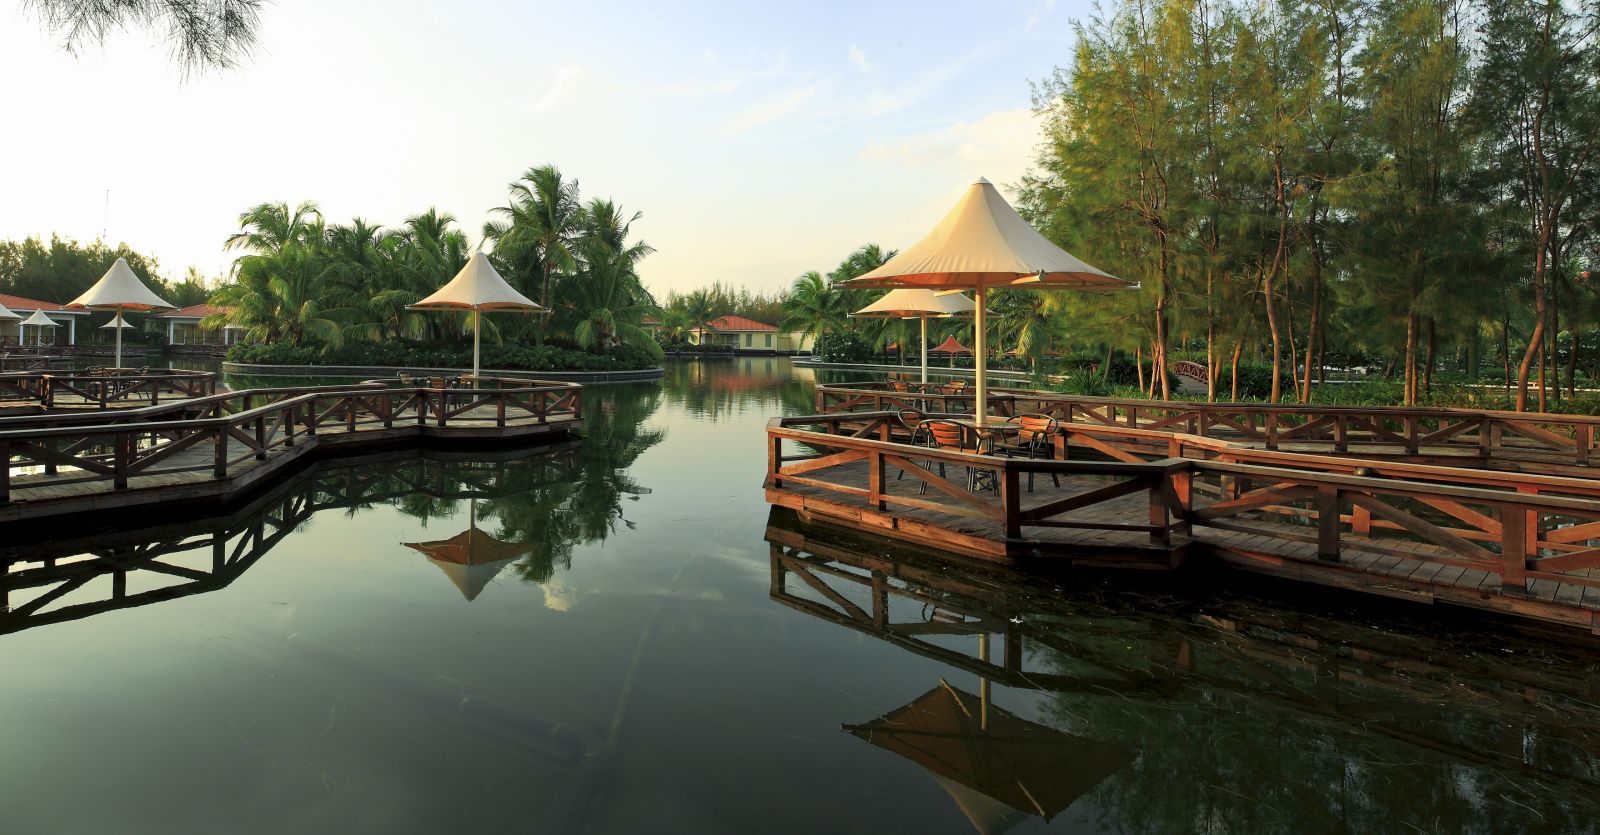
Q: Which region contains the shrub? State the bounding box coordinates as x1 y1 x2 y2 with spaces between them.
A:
814 330 874 363
1211 362 1277 400
225 340 657 372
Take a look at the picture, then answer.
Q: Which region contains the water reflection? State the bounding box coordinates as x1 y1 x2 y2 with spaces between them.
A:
660 356 815 419
767 506 1600 833
0 446 581 634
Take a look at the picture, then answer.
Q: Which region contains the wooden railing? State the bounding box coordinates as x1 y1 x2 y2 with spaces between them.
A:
768 412 1190 547
815 382 1600 471
0 378 582 502
767 410 1600 595
0 369 219 409
1172 360 1209 384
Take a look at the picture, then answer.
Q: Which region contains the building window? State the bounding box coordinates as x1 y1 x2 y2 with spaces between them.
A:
764 334 773 348
745 333 753 347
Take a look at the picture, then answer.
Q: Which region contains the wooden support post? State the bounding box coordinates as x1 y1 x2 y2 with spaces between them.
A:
1316 485 1340 562
497 395 506 428
1334 415 1348 453
113 433 129 489
1265 413 1278 450
1404 416 1419 455
768 435 782 488
347 400 357 432
382 393 393 429
1578 425 1592 467
417 391 428 426
213 427 227 478
284 407 295 447
1147 476 1169 546
871 572 889 629
1501 501 1532 596
1000 467 1021 539
1171 469 1193 536
868 449 885 511
255 415 266 460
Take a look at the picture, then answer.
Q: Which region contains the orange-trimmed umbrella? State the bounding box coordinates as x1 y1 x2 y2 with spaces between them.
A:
409 251 547 379
930 336 972 355
403 501 535 601
68 258 173 369
846 178 1137 425
845 683 1135 834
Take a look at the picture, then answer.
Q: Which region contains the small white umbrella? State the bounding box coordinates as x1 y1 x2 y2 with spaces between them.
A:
409 251 547 379
68 258 173 369
851 288 980 384
0 302 21 347
847 177 1138 425
21 309 58 348
101 312 135 329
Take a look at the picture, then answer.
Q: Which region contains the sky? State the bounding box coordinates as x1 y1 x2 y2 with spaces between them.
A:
1 0 1090 298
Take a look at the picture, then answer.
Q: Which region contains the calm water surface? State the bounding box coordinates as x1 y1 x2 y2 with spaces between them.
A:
3 357 1600 834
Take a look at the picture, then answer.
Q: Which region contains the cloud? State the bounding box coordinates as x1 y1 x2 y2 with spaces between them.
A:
721 79 829 133
860 108 1042 181
530 65 582 113
848 44 874 73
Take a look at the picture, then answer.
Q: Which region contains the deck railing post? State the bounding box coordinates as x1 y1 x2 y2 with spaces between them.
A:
1147 475 1169 546
497 394 506 428
1316 485 1340 561
255 415 267 460
1000 466 1020 539
1577 425 1592 467
214 425 227 478
1171 468 1193 537
113 432 129 489
347 398 357 432
768 434 783 488
1501 499 1532 595
869 448 885 511
284 405 295 446
1265 413 1278 450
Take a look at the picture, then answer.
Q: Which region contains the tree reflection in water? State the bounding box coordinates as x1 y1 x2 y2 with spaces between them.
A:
767 507 1600 834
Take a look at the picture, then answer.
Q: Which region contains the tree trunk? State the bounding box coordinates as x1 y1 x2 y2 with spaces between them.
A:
1230 341 1243 401
1301 255 1323 403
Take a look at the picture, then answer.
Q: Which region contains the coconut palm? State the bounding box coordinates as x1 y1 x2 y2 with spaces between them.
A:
225 201 324 256
780 271 847 345
483 165 583 342
561 240 663 360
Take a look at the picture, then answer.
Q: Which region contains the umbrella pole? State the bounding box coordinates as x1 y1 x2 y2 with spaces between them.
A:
920 315 928 385
114 312 122 370
472 308 480 379
974 285 987 426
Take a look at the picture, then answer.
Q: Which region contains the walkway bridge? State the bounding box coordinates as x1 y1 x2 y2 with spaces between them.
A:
0 372 581 523
766 383 1600 634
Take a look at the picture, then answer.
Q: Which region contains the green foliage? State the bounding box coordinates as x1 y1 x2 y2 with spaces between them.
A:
813 330 874 363
225 340 655 372
1212 362 1278 400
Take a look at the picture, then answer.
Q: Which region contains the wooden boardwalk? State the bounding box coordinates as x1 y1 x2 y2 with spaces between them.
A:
767 407 1600 635
0 377 582 523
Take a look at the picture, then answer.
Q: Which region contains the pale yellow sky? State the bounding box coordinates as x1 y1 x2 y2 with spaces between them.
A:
1 0 1079 296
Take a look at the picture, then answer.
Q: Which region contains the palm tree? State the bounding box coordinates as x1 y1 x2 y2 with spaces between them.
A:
562 240 663 360
210 244 341 348
780 271 846 345
681 289 719 342
483 165 583 342
225 201 324 257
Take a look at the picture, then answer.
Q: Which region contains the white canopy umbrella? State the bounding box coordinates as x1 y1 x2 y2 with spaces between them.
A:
68 258 173 369
21 309 58 347
409 251 547 379
101 312 135 329
0 302 21 347
852 288 980 384
847 177 1138 425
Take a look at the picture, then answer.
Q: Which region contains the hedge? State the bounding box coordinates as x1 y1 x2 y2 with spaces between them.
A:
226 340 657 372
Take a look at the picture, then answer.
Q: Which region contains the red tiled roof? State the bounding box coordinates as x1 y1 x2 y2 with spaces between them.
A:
157 303 232 319
701 315 777 332
640 315 662 325
0 293 81 313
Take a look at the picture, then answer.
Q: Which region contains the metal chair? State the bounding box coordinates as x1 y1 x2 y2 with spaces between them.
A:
998 413 1061 492
911 419 996 495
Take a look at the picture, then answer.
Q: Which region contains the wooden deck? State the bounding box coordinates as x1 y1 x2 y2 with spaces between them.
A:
767 409 1600 635
0 378 582 522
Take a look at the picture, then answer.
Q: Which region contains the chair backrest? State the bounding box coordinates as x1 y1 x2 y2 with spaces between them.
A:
1013 413 1058 443
896 409 924 432
919 419 970 451
890 380 909 393
939 381 965 395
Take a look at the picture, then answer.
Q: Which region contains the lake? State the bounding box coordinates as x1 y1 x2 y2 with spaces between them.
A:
2 357 1598 834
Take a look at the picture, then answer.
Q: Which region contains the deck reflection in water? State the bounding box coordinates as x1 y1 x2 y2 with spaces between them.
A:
0 446 581 635
768 507 1600 833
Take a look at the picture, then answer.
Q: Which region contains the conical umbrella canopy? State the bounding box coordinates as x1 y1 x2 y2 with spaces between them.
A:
852 288 980 318
101 313 135 329
0 302 20 321
845 178 1138 292
412 251 546 312
21 310 58 327
68 258 173 311
845 684 1136 830
404 525 536 601
930 335 972 355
